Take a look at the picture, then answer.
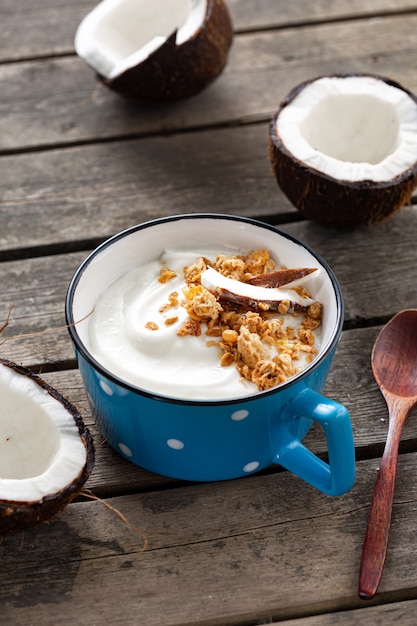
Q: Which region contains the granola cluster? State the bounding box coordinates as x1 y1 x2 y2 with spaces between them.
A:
151 249 322 392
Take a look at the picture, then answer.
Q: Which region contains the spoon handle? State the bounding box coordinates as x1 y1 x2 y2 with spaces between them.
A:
358 409 405 599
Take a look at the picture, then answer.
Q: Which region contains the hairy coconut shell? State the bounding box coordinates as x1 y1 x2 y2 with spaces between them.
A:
0 359 94 536
101 0 233 101
269 73 417 229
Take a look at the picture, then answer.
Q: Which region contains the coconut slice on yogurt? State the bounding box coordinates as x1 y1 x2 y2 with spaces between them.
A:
75 0 234 100
201 266 316 312
0 359 94 536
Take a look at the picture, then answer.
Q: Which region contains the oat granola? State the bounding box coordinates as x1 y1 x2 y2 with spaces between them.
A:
152 249 322 392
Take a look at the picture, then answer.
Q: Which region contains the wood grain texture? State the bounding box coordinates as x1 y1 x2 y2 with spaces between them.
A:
231 0 417 30
2 13 417 151
0 453 417 625
270 599 417 625
0 123 289 253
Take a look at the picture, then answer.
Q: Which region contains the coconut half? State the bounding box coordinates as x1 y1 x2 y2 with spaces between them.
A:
0 359 94 536
75 0 234 100
269 73 417 228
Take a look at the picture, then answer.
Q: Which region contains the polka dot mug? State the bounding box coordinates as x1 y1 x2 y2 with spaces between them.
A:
66 214 355 496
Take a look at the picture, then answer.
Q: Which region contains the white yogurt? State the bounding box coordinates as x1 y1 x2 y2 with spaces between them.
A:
88 249 319 400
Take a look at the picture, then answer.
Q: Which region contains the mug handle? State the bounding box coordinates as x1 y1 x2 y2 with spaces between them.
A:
277 388 355 496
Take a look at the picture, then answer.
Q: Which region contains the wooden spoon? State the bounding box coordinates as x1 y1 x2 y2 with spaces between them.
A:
358 309 417 599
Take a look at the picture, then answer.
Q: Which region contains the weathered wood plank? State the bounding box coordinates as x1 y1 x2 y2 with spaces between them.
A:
2 0 416 62
280 215 417 325
2 125 417 255
272 600 417 625
0 0 92 61
0 123 290 253
1 454 416 625
2 13 417 151
231 0 417 30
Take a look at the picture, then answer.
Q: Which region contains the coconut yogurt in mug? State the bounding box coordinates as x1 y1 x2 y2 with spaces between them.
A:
66 214 355 495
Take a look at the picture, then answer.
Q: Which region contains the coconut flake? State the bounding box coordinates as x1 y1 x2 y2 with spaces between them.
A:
201 266 315 308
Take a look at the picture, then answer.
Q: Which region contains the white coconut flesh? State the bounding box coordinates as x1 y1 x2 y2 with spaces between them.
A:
0 364 87 504
75 0 208 80
277 76 417 182
201 267 316 307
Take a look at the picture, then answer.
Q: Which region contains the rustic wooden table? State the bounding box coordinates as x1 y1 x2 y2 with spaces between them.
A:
2 1 417 624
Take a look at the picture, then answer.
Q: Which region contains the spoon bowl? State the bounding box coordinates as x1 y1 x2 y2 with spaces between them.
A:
372 311 417 397
358 309 417 599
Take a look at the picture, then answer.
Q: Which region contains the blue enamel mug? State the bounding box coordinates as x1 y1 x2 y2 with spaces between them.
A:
65 214 355 496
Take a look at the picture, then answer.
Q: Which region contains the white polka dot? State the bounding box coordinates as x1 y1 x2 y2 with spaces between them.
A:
167 439 185 450
119 443 133 457
231 409 249 421
99 380 113 396
243 461 260 473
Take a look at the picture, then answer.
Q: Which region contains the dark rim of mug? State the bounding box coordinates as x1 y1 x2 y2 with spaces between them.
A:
65 213 344 406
